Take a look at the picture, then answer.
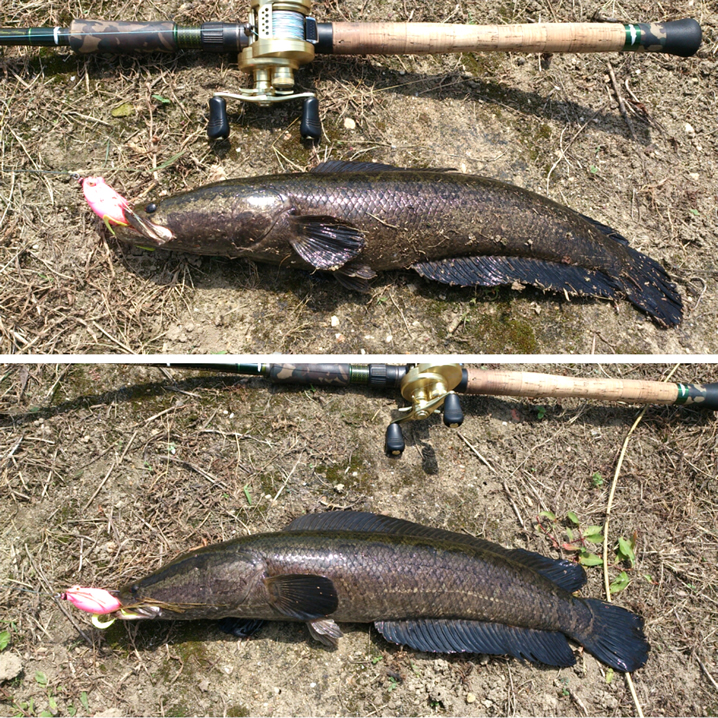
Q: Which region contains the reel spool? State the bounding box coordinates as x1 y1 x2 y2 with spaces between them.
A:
207 0 322 141
385 363 465 457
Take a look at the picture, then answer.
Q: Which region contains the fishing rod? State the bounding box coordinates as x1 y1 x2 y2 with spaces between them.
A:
157 362 718 456
0 1 702 141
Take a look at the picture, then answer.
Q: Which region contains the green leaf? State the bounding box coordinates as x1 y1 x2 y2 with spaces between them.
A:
566 511 580 525
537 406 546 420
583 527 604 543
605 667 614 684
578 550 603 566
538 510 556 521
68 706 77 717
48 695 58 714
110 102 135 118
591 472 604 488
565 527 574 542
689 208 699 216
243 485 252 505
0 630 9 651
617 537 636 566
590 165 599 174
152 93 171 104
371 655 382 665
35 671 48 686
80 692 89 711
610 571 631 595
40 711 54 717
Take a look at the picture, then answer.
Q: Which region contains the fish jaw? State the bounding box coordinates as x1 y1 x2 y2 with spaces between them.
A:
122 207 176 246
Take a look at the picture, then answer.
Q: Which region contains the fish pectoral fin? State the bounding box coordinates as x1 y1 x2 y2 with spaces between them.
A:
289 216 365 270
216 617 266 638
307 618 343 647
264 574 338 620
375 619 575 667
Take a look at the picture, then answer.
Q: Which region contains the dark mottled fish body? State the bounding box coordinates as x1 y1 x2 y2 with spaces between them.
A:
117 162 681 327
117 512 649 672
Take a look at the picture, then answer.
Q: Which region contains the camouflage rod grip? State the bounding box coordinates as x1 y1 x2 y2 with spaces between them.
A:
463 370 718 409
68 20 179 53
266 364 407 388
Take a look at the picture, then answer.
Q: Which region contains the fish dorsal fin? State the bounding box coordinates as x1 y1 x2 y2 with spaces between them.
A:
288 216 365 270
310 161 457 174
375 619 575 667
285 511 586 593
264 574 338 620
310 160 402 174
577 212 630 245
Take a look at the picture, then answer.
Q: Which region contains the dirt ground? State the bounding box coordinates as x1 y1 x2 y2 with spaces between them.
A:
0 362 717 717
0 0 716 354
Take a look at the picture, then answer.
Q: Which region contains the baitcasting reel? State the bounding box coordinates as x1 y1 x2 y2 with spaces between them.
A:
385 363 465 457
208 0 323 141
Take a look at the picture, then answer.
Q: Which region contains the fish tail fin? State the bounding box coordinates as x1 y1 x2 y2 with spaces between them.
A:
617 244 683 328
572 598 650 672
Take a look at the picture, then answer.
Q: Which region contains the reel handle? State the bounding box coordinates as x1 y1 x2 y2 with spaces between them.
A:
207 97 230 139
385 423 405 457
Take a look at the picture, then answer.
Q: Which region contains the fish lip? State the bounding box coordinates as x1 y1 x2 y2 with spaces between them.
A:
122 207 175 246
116 604 163 620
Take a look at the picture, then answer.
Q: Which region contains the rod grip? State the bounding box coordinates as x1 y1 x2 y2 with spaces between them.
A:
267 363 353 386
675 382 718 410
629 18 702 57
68 19 177 53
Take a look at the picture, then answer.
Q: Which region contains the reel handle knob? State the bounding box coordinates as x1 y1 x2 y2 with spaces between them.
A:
442 393 464 428
207 96 230 139
385 423 405 457
300 97 321 141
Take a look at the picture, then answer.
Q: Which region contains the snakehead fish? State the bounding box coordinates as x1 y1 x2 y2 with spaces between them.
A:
109 511 649 672
101 161 682 327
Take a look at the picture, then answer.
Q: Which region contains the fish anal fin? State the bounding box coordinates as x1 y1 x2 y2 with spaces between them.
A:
375 619 576 667
307 618 343 647
264 574 338 620
289 216 365 270
217 617 266 638
413 255 620 298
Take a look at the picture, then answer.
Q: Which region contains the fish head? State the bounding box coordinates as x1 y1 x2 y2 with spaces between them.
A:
115 545 264 621
116 183 286 255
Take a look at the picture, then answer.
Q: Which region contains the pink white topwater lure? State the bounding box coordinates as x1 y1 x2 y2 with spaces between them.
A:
81 177 130 231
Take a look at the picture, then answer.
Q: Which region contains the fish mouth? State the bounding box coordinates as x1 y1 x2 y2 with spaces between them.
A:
122 207 175 246
115 604 163 620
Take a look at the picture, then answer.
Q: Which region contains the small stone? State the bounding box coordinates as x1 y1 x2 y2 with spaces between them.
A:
466 693 476 704
198 679 210 692
334 483 345 493
330 315 340 327
0 652 22 682
685 122 695 136
344 118 356 130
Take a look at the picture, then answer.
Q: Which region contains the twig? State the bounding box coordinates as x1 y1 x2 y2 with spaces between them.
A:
607 64 637 142
83 460 117 510
602 363 681 718
457 432 497 473
698 659 718 692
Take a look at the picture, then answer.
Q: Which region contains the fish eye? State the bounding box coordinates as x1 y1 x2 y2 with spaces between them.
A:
146 203 157 214
131 584 139 596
